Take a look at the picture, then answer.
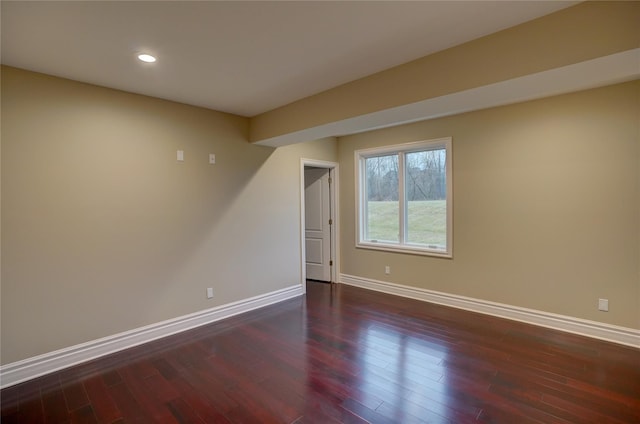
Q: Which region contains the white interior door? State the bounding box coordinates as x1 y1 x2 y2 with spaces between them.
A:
305 167 331 282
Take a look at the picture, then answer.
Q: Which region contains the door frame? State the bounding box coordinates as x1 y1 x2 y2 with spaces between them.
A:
300 158 340 294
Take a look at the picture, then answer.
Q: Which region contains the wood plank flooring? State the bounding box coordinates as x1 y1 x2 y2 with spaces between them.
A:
2 281 639 423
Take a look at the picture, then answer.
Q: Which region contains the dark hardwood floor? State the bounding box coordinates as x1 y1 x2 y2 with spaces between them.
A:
2 281 639 423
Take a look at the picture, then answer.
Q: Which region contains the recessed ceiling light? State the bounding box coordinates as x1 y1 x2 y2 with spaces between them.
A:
137 54 156 63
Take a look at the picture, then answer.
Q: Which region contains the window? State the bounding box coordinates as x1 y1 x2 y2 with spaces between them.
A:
355 138 452 257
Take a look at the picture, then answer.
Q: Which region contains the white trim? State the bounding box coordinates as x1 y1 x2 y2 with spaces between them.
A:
339 273 640 349
255 49 640 147
300 158 340 285
0 284 303 389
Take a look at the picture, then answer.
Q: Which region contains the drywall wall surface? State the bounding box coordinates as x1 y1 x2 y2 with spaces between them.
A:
338 80 640 329
251 1 639 143
0 66 337 364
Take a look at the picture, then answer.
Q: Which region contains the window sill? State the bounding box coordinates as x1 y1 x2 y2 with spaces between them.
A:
356 242 452 259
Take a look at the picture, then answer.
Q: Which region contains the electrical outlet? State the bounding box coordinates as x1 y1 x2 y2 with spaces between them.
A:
206 287 214 299
598 298 608 312
209 153 216 164
385 266 390 275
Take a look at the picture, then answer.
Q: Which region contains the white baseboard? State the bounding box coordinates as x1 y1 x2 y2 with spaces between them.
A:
340 274 640 349
0 284 304 389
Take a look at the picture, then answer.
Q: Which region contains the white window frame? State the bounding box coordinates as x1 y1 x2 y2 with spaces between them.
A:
355 137 452 258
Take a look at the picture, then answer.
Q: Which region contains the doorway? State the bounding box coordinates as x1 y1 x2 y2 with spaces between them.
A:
300 159 339 290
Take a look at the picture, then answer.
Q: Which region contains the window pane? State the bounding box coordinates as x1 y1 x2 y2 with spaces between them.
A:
356 138 452 257
365 155 399 243
405 149 447 249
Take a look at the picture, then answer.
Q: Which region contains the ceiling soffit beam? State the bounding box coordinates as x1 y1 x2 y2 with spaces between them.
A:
250 1 640 147
253 49 640 148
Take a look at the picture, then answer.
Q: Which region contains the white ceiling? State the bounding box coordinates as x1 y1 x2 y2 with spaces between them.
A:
2 1 577 117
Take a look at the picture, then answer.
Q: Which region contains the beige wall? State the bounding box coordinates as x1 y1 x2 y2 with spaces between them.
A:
338 81 640 329
0 66 337 364
251 1 640 143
